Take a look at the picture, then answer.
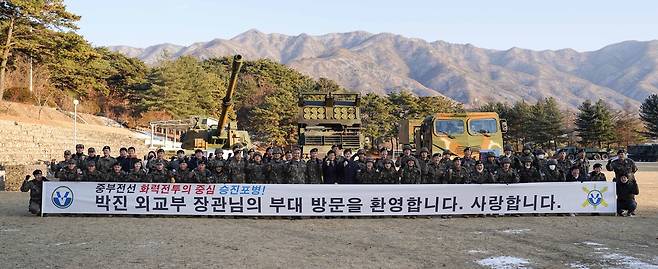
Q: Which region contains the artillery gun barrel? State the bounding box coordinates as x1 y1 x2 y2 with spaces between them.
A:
217 55 243 137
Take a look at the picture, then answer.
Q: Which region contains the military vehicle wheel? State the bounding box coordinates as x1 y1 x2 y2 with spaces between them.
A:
567 154 575 161
601 154 608 160
593 153 601 160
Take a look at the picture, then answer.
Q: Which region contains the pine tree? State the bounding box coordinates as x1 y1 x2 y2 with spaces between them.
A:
639 94 658 138
575 99 615 147
360 93 396 143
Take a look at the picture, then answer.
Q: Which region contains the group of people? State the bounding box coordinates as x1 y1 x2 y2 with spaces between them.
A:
21 143 639 216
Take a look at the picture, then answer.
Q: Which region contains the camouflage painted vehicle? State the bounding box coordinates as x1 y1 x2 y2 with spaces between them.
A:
297 92 364 158
180 55 252 151
399 112 507 158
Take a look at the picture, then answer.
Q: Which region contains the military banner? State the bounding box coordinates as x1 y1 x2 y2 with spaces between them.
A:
42 182 617 216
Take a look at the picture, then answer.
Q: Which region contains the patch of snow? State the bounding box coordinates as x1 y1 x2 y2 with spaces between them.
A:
1 228 20 232
594 247 609 251
581 241 604 246
501 229 531 234
468 250 489 254
601 253 658 269
477 256 530 269
567 262 590 269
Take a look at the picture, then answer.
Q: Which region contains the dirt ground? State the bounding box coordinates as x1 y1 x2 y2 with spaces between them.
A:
1 166 657 269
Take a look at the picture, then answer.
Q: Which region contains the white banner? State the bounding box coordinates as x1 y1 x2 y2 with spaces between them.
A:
42 182 617 216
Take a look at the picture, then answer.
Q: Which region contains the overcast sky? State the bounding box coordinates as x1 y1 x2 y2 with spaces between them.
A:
66 0 658 51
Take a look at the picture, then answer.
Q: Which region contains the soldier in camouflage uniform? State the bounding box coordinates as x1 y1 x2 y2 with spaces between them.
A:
534 149 548 173
426 153 447 184
589 163 607 182
192 161 214 183
518 156 543 183
439 150 454 171
470 161 494 184
81 162 104 182
606 149 638 180
85 147 100 168
286 148 306 184
483 152 499 174
356 158 380 184
21 170 48 215
147 149 170 172
267 148 287 184
555 149 571 175
212 161 229 183
495 158 520 184
105 162 128 182
461 147 477 171
305 148 323 184
50 150 73 176
72 144 87 169
572 149 590 176
416 147 431 182
396 144 417 169
148 161 173 183
375 147 391 171
543 159 565 182
447 157 469 184
57 159 81 181
174 161 194 183
355 149 368 171
97 146 117 174
227 148 248 183
400 158 422 184
246 153 268 184
128 161 148 182
500 145 522 170
208 149 226 173
379 159 399 184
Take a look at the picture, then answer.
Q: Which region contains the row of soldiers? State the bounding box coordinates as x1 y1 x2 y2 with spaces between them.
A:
48 143 638 185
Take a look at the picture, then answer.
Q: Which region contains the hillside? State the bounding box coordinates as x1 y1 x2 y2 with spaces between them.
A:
108 30 658 109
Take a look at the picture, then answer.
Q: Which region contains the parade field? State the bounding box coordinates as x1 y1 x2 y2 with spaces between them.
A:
1 166 657 269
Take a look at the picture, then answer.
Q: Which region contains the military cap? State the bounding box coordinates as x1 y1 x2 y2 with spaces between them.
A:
547 159 558 165
112 162 122 167
486 152 496 158
197 160 207 165
500 157 512 164
463 147 471 152
310 148 318 153
76 144 85 149
504 145 513 152
66 159 76 165
86 161 96 167
522 156 533 163
32 169 43 176
402 144 412 151
88 147 96 153
102 145 111 151
366 158 375 163
419 147 429 154
432 153 441 158
154 160 165 165
475 160 483 166
593 163 603 168
272 148 282 154
214 148 223 154
332 144 342 149
64 150 72 155
232 143 244 150
577 148 586 153
617 149 626 154
356 149 366 155
442 150 453 156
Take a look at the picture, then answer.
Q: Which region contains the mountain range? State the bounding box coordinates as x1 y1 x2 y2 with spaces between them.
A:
108 29 658 109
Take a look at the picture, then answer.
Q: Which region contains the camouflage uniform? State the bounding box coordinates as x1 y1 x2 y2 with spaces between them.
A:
461 156 477 171
227 159 248 183
426 162 447 184
400 166 422 184
148 170 172 183
21 176 48 214
104 170 128 182
72 153 87 169
81 170 104 182
128 170 147 182
357 167 380 184
572 157 589 177
192 169 214 184
543 159 565 182
246 162 268 184
494 167 520 184
606 157 638 180
267 159 287 184
287 159 307 184
97 156 117 174
208 157 227 173
470 169 494 184
212 167 229 183
588 171 607 182
305 158 323 184
174 169 194 183
147 158 170 173
448 165 469 184
518 166 543 183
57 167 81 182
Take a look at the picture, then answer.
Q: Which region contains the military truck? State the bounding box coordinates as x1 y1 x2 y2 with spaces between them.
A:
297 92 364 157
627 144 658 162
399 112 507 158
558 147 611 160
180 55 252 151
